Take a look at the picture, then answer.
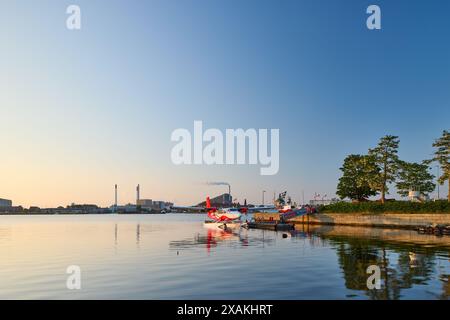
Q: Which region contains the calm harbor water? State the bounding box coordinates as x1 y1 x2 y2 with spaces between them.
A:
0 214 449 300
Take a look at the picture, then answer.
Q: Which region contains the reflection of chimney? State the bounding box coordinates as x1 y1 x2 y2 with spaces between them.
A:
136 184 140 204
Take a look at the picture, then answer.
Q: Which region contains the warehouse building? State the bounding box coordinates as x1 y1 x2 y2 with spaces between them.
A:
0 198 12 208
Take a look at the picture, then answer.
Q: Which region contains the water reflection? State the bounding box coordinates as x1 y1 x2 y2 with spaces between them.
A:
311 228 449 300
169 227 275 252
169 223 450 300
332 240 433 299
0 215 448 299
112 222 144 248
136 223 140 245
439 275 450 300
114 223 118 245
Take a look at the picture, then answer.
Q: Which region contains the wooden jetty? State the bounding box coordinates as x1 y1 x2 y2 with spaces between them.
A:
247 221 294 231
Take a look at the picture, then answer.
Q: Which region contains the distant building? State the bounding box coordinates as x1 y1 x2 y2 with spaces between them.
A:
408 190 429 203
136 199 172 211
0 198 12 208
309 198 340 206
198 193 232 208
137 199 153 210
111 204 138 213
152 201 173 210
152 201 165 210
0 199 21 213
0 206 23 213
66 204 102 214
165 202 174 209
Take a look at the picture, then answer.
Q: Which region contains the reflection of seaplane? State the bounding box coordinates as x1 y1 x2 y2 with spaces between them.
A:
203 197 248 229
204 226 249 253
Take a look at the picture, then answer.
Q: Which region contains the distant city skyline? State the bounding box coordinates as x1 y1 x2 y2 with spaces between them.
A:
1 0 449 207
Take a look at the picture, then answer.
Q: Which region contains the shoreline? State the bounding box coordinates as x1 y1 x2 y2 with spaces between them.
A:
254 212 450 230
301 224 450 248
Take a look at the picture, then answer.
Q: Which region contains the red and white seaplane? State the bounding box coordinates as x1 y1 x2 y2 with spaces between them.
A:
203 197 248 230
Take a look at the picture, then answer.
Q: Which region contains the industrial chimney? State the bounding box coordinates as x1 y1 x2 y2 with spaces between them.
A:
114 184 118 212
136 184 140 205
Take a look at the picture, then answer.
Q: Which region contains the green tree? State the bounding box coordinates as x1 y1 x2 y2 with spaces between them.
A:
431 130 450 202
369 135 400 203
396 161 435 197
336 154 379 201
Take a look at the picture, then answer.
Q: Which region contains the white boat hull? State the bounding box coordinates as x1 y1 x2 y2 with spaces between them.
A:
203 221 244 230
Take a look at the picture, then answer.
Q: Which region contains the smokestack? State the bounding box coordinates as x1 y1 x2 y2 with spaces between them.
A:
114 184 118 211
136 184 140 204
206 181 231 204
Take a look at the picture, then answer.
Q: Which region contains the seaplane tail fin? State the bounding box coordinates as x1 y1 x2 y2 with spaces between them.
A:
206 197 211 209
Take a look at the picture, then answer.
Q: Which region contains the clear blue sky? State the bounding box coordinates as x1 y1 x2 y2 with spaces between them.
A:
0 0 449 207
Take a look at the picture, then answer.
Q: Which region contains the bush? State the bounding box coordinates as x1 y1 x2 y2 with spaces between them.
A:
318 200 450 214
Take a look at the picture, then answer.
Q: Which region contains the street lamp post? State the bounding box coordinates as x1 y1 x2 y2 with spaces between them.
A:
262 190 266 206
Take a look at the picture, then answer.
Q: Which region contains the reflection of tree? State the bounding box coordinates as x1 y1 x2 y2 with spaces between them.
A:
332 237 439 300
369 248 400 300
373 250 436 300
438 275 450 300
396 251 435 287
336 241 381 291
